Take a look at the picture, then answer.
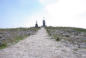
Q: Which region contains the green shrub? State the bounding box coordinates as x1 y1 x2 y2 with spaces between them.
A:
0 27 40 49
56 37 60 41
53 35 60 41
0 43 7 49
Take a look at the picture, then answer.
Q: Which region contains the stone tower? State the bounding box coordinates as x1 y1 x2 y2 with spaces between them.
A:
43 20 46 27
35 21 38 28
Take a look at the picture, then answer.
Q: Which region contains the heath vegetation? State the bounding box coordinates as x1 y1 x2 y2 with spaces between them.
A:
46 27 86 49
0 27 40 49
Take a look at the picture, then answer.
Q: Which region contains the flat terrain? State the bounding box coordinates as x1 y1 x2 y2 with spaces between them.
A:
0 28 86 58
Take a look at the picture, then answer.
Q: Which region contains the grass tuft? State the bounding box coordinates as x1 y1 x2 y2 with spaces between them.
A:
0 27 40 49
0 43 7 49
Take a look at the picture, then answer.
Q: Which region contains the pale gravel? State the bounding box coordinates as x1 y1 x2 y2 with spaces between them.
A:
0 28 85 58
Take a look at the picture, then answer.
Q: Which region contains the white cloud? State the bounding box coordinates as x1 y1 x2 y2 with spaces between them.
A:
39 0 57 5
38 0 86 28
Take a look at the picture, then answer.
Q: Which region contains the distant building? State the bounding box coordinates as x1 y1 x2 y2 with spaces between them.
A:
35 21 38 28
43 20 46 27
35 17 46 27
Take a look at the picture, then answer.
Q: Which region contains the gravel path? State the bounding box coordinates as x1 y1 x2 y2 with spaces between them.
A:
0 28 84 58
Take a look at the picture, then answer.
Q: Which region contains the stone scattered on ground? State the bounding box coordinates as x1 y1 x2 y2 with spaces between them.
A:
0 28 39 46
0 27 86 58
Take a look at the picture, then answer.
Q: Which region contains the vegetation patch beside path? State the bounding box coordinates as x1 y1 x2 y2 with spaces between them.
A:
0 27 40 49
46 27 86 49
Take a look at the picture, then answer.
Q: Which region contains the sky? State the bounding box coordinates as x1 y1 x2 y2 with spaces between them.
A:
0 0 86 28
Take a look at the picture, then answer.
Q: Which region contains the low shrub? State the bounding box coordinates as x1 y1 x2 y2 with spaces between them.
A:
0 27 40 49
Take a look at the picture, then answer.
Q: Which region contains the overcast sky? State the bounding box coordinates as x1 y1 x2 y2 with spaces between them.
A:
0 0 86 28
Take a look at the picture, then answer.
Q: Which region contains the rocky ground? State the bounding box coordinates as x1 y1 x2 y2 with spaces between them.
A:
0 27 86 58
0 27 39 48
46 27 86 58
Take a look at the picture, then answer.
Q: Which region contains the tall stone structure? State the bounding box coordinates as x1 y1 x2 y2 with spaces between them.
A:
35 21 38 28
43 20 46 27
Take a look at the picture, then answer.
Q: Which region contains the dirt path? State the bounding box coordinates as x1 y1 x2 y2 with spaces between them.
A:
0 28 58 58
0 28 84 58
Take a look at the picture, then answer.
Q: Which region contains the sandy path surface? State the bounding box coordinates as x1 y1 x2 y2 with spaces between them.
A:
0 28 84 58
0 28 59 58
